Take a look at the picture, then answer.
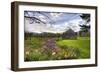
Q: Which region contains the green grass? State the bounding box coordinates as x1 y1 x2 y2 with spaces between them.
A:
78 37 90 40
57 37 90 58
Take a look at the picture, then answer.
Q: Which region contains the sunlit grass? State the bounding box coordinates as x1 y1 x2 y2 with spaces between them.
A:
57 37 90 58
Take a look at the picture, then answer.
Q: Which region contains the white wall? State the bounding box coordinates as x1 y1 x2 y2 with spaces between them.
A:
0 0 99 73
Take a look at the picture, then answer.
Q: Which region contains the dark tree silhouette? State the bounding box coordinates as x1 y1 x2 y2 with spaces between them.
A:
24 11 57 27
80 14 90 23
79 25 90 32
24 11 47 24
79 14 90 33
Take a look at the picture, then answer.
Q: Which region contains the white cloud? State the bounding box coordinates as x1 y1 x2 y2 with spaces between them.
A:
38 15 47 22
66 19 84 32
25 18 66 33
50 13 62 18
25 17 84 33
24 11 87 33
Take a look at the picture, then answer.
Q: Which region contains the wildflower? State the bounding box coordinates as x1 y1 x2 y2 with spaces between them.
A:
35 49 38 52
26 51 29 55
52 52 56 55
64 54 68 58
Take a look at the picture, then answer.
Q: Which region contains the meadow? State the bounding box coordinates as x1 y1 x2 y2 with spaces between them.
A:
24 36 90 61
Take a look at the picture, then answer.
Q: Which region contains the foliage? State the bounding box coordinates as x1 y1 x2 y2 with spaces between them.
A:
80 14 90 23
79 25 90 33
24 36 90 61
79 14 90 37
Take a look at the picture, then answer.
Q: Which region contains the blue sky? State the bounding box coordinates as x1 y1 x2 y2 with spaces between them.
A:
24 11 88 33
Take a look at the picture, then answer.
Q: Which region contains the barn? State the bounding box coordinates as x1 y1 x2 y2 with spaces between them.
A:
62 29 77 39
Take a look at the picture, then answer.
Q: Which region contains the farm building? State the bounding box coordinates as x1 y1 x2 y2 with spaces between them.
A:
62 29 77 39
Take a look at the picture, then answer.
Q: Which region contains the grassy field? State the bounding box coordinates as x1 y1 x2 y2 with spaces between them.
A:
24 36 90 61
57 37 90 58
